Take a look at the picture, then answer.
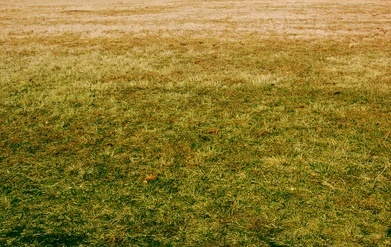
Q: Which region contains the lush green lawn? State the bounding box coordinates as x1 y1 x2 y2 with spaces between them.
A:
1 1 390 246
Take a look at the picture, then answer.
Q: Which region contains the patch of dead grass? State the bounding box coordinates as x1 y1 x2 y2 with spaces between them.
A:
1 0 390 39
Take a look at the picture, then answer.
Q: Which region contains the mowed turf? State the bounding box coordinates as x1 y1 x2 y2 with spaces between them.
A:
0 0 390 246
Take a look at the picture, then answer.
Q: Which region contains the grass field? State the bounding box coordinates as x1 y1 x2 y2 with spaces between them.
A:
1 0 391 246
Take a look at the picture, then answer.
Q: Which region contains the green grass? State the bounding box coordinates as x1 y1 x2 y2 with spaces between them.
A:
1 1 391 246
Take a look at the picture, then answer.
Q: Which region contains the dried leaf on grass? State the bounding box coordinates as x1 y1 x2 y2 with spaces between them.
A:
207 129 219 134
145 174 157 182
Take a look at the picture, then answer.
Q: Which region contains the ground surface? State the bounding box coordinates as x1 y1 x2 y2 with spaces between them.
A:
1 0 391 246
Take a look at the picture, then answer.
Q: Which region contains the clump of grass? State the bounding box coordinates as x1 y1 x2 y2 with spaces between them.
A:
1 0 391 246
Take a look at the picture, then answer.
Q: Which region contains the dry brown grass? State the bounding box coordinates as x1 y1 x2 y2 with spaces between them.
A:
1 0 390 39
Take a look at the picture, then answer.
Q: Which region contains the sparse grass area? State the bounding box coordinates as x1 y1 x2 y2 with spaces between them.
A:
1 0 391 246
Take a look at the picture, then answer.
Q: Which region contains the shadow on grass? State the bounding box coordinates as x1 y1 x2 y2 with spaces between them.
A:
3 225 85 246
263 239 290 247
